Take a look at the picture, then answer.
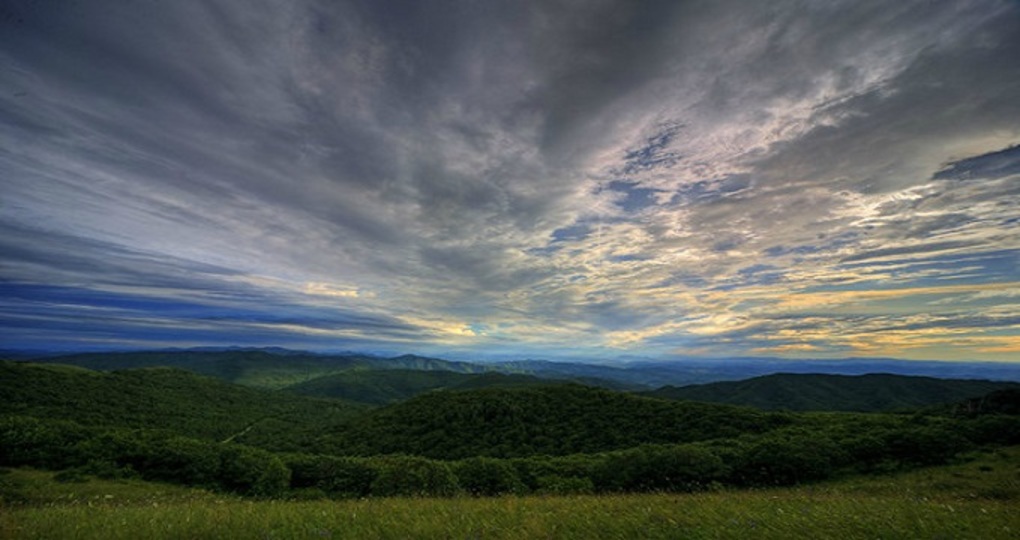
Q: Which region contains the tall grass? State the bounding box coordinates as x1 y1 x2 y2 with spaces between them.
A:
4 492 1018 539
3 447 1018 539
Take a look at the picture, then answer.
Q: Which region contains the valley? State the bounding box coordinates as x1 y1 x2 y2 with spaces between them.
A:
2 349 1019 538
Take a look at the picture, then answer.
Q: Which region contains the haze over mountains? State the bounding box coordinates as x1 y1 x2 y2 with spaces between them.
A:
8 347 1019 413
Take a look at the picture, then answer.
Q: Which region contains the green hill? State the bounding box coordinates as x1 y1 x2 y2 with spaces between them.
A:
642 373 1020 412
284 369 577 405
33 350 494 389
4 361 1019 500
943 388 1020 416
0 361 363 451
315 384 793 459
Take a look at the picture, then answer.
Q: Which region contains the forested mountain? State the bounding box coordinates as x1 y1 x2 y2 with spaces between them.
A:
314 384 793 459
493 357 1020 388
32 350 493 389
0 361 362 451
943 388 1020 416
284 369 572 405
4 360 1020 500
642 373 1020 412
30 349 1020 394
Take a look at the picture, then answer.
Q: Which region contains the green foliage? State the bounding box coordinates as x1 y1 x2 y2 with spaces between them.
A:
945 388 1020 416
881 421 972 466
217 445 290 497
319 384 790 458
644 373 1020 412
452 457 526 496
732 432 842 486
5 448 1020 540
0 361 363 452
0 415 91 469
961 415 1020 445
285 454 376 498
34 350 491 389
596 444 727 492
285 369 564 405
6 358 1020 500
368 455 459 497
144 437 222 486
534 474 595 495
0 416 287 497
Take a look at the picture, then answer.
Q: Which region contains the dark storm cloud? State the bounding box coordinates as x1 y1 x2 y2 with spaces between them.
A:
934 145 1020 181
753 7 1020 191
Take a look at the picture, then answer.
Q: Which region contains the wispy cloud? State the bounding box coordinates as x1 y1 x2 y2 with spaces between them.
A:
1 0 1017 360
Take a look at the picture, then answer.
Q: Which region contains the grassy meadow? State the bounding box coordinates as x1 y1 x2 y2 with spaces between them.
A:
3 447 1018 539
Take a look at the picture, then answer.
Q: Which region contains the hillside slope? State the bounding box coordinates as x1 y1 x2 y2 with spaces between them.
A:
642 373 1020 412
0 361 363 450
33 350 491 389
316 384 793 459
284 369 570 405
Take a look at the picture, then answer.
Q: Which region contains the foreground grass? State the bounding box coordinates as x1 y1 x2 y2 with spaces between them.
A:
2 447 1018 539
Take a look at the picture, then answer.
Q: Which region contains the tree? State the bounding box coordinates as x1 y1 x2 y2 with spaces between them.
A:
453 457 526 496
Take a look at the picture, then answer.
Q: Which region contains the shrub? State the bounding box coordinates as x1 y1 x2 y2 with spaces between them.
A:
0 416 91 469
144 436 222 486
733 433 841 486
596 444 726 492
535 475 594 495
218 444 290 497
369 455 459 497
286 454 376 498
882 425 971 466
961 415 1020 446
453 457 527 496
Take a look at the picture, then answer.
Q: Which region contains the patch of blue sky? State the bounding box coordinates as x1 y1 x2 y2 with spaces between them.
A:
0 282 415 336
984 327 1020 338
882 315 1020 333
608 180 660 212
650 273 709 289
738 264 784 283
711 237 743 253
933 144 1020 181
639 330 704 352
763 244 824 257
836 249 1019 287
609 254 648 263
670 174 752 206
620 124 683 174
0 319 344 351
550 222 592 242
0 283 221 316
709 265 785 291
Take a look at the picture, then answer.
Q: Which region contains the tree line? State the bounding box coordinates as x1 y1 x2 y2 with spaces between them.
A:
3 409 1018 499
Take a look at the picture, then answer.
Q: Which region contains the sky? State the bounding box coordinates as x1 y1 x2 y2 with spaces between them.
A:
1 0 1018 362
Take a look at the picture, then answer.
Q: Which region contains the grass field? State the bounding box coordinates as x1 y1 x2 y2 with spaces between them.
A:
2 447 1018 539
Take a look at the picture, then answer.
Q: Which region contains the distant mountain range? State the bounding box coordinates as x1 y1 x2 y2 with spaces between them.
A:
5 356 1019 501
15 349 493 389
642 373 1020 412
14 347 1020 387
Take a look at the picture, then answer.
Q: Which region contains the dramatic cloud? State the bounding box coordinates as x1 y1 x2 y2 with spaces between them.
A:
1 0 1017 360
